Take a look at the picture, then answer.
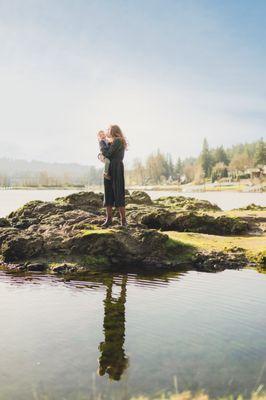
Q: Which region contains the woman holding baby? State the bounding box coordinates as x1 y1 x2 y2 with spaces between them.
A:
97 125 127 227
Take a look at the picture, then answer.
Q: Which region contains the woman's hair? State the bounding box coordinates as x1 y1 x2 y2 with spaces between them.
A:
109 125 128 149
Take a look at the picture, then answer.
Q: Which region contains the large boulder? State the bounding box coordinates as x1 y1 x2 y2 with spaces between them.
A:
0 223 193 270
0 227 20 247
126 190 153 205
55 191 103 210
127 206 248 235
7 192 104 230
67 227 182 267
1 234 43 262
154 195 221 211
8 200 72 227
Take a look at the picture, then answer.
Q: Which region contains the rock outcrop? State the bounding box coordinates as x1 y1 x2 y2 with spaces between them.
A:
154 195 221 211
0 190 264 274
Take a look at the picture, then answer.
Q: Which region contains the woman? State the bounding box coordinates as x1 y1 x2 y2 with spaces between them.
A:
98 125 127 227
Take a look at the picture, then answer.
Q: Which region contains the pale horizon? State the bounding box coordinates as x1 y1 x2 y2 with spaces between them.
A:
0 0 265 167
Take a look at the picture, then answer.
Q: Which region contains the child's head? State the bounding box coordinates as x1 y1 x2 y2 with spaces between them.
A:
98 130 106 140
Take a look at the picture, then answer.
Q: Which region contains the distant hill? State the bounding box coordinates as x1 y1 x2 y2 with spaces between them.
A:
0 157 102 187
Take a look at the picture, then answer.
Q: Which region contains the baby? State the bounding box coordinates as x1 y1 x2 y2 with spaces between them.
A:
97 130 111 180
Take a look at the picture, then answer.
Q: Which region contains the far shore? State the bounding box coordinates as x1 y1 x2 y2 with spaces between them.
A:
0 183 265 193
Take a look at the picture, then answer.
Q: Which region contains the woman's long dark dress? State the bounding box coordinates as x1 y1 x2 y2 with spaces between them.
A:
100 138 125 207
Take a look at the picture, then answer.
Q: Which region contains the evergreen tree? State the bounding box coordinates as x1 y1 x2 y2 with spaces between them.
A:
200 138 213 177
175 157 183 175
214 146 229 165
254 138 266 166
166 153 174 178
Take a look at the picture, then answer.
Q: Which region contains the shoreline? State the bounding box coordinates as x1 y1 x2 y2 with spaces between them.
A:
0 184 265 193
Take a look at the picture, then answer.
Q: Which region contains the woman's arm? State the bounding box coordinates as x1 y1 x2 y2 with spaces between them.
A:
99 139 109 152
100 138 122 159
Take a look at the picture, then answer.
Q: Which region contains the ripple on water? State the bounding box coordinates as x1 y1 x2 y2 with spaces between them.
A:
0 268 266 399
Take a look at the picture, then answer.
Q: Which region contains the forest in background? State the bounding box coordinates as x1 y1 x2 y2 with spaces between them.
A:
127 138 266 185
0 138 265 188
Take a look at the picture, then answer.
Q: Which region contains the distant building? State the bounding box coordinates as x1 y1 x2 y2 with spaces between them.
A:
246 166 266 179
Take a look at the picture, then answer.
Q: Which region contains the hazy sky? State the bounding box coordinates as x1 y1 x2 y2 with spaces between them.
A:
0 0 265 167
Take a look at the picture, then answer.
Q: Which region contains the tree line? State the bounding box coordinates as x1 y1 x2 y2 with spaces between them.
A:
126 138 266 185
0 139 265 187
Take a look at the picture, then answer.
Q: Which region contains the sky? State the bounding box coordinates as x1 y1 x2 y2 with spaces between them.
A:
0 0 265 167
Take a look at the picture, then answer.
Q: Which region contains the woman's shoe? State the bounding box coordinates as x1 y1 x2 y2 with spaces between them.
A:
101 219 112 228
121 220 128 228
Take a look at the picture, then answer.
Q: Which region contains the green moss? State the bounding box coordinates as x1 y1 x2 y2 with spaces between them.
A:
49 261 78 268
165 237 197 264
165 237 194 251
247 250 266 266
78 228 114 237
166 231 266 267
81 255 109 267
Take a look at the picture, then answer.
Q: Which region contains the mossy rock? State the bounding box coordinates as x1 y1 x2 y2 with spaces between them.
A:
236 203 266 211
128 207 248 235
7 200 72 226
55 191 103 209
1 234 43 262
126 190 153 205
154 195 221 211
0 218 11 227
0 190 263 273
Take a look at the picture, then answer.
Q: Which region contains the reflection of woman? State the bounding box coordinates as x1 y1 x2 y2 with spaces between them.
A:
98 276 129 381
98 125 128 227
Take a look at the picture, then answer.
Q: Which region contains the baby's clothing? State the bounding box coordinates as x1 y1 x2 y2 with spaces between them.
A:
99 139 111 179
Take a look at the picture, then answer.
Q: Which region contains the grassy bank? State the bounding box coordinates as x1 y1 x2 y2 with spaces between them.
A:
131 392 266 400
127 184 265 192
30 390 266 400
166 231 266 266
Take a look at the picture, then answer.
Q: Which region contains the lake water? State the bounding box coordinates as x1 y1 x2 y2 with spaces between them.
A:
0 190 266 399
0 189 265 217
0 269 266 399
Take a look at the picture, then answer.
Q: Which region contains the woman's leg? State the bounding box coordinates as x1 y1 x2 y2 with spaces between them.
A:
118 206 127 226
102 175 115 227
102 206 113 227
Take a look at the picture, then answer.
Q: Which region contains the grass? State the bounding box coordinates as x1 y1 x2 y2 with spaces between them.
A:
200 184 246 192
166 231 266 265
77 227 114 237
215 210 266 218
28 390 266 400
164 237 197 264
166 231 266 252
131 392 266 400
165 237 194 250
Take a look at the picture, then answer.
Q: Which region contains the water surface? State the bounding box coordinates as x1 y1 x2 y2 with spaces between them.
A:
0 269 266 399
0 188 265 216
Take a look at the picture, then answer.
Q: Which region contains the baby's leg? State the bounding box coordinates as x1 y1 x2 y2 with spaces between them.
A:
104 158 110 174
104 158 111 179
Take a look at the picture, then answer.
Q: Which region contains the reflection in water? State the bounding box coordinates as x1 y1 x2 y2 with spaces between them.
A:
1 269 266 399
98 276 129 380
